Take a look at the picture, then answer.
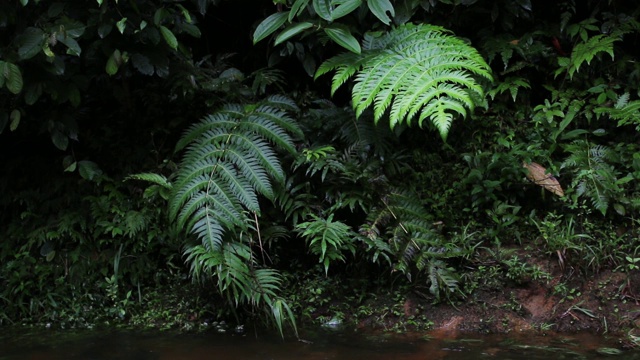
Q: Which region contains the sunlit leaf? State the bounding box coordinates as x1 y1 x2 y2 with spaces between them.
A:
159 25 178 49
106 49 121 75
116 17 127 34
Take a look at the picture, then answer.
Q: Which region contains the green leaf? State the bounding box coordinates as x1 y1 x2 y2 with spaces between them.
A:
568 34 619 79
177 4 192 23
106 49 121 75
51 130 69 150
275 22 314 46
313 0 333 21
20 0 28 5
324 26 361 53
46 251 56 262
78 160 102 181
5 63 23 94
62 155 76 172
289 0 310 22
57 35 81 56
332 0 362 19
98 23 112 38
159 25 178 49
18 27 45 60
24 83 42 105
367 0 394 25
253 12 289 44
9 109 20 131
116 18 127 34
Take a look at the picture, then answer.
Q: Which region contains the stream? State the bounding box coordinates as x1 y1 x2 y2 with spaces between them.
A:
1 326 638 359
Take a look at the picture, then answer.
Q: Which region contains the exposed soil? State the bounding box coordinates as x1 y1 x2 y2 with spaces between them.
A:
353 252 640 345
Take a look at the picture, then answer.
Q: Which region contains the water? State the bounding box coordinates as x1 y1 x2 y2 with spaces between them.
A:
1 327 638 360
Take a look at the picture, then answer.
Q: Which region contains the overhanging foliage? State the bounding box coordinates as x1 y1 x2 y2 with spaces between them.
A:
315 23 493 140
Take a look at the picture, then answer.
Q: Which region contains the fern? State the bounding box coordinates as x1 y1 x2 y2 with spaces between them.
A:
295 213 356 275
184 239 297 337
315 23 493 140
488 77 530 102
595 93 640 131
563 33 620 79
125 173 172 200
424 259 463 302
170 95 302 250
562 140 623 215
363 188 468 299
171 96 302 337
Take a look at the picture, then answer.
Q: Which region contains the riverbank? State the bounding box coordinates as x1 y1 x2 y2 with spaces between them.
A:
2 247 638 348
284 246 640 348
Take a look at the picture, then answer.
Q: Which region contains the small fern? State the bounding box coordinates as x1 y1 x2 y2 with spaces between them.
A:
562 140 623 215
558 33 620 79
364 188 469 300
295 213 356 275
315 23 493 140
424 259 463 302
595 93 640 131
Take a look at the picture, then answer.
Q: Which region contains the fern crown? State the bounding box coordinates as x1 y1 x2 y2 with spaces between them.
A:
316 23 493 140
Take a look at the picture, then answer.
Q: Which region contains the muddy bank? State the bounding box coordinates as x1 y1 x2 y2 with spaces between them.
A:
351 261 640 347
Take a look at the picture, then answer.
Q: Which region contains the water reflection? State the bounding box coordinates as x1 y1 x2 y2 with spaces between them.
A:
1 327 637 360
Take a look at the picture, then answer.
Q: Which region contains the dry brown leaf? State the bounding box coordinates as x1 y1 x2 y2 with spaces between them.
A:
522 162 564 197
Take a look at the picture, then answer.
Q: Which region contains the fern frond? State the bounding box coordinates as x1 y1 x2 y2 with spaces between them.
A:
561 140 622 215
171 97 301 250
316 23 492 140
568 34 620 78
595 94 640 130
295 214 356 275
125 173 172 189
184 239 297 337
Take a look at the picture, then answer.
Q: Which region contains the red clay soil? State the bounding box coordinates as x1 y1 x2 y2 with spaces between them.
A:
357 259 640 344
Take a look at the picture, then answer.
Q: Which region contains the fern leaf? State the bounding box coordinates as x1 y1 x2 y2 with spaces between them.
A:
596 95 640 129
192 208 226 251
171 97 301 251
568 34 620 78
125 172 172 189
316 23 492 140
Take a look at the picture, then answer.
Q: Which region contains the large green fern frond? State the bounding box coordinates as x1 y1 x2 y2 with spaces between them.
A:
316 23 493 140
170 96 301 251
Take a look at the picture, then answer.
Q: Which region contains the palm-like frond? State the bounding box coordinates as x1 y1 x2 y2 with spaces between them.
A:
316 24 493 140
170 96 301 251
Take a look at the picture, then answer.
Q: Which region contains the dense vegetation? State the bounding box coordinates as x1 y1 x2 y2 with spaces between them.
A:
1 0 639 339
